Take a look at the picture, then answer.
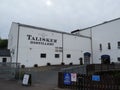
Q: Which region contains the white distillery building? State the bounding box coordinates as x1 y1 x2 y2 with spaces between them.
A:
8 22 91 67
71 18 120 64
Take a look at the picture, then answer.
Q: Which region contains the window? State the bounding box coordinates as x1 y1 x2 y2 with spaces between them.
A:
79 57 83 65
118 42 120 49
55 54 60 58
118 57 120 62
67 54 71 58
2 58 7 63
99 44 102 50
108 43 111 49
41 53 46 58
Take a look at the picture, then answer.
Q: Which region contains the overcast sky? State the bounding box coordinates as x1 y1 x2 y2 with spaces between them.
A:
0 0 120 39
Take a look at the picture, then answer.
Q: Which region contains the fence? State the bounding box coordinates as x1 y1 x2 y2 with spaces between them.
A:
86 64 120 75
0 62 20 79
60 64 120 76
61 65 87 74
58 72 120 90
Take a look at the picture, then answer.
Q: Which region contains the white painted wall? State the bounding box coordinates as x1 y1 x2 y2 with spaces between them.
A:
8 23 91 67
79 28 91 37
8 22 19 63
63 34 91 64
72 19 120 64
92 20 120 63
18 26 63 67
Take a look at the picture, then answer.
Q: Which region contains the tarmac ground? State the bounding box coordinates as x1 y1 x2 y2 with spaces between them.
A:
0 79 71 90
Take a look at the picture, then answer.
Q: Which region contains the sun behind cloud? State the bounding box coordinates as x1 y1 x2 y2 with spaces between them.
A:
46 0 52 6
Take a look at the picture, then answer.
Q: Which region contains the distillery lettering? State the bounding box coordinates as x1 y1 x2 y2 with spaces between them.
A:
27 34 57 46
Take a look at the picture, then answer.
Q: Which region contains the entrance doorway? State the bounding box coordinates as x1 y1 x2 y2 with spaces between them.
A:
84 52 91 65
101 55 110 64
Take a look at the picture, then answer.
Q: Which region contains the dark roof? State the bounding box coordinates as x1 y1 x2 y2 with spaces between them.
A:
0 49 11 57
71 17 120 33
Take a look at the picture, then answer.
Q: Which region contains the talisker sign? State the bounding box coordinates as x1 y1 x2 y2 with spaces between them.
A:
27 34 57 46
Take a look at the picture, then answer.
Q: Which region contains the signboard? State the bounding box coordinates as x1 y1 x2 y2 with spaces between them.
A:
27 34 57 46
22 74 31 85
92 75 100 81
71 73 77 82
64 73 71 85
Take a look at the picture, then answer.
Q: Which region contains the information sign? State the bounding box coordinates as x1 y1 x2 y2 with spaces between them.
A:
71 73 77 82
64 73 71 85
22 74 31 85
92 75 100 81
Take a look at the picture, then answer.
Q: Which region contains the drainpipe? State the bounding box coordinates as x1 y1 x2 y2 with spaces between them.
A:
62 33 64 63
16 24 20 66
90 28 93 64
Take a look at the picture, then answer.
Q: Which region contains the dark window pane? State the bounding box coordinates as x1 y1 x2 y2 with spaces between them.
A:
108 43 111 49
41 53 46 58
67 54 71 58
55 54 60 58
2 58 7 63
100 44 102 50
118 57 120 61
118 42 120 49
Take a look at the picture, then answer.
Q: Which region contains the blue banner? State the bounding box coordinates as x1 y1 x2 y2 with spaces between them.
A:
64 73 71 85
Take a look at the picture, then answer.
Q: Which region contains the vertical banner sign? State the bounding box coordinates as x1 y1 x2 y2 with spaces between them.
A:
64 73 71 85
71 73 77 82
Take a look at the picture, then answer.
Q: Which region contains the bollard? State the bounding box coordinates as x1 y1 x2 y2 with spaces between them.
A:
77 76 84 90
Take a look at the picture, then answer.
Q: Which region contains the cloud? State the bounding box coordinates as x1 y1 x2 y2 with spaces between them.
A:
0 0 120 38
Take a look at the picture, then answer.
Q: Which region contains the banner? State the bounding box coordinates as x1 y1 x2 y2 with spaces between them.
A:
71 73 77 82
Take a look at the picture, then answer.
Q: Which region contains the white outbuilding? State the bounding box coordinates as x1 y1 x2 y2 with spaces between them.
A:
8 22 91 67
0 49 11 63
72 18 120 64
